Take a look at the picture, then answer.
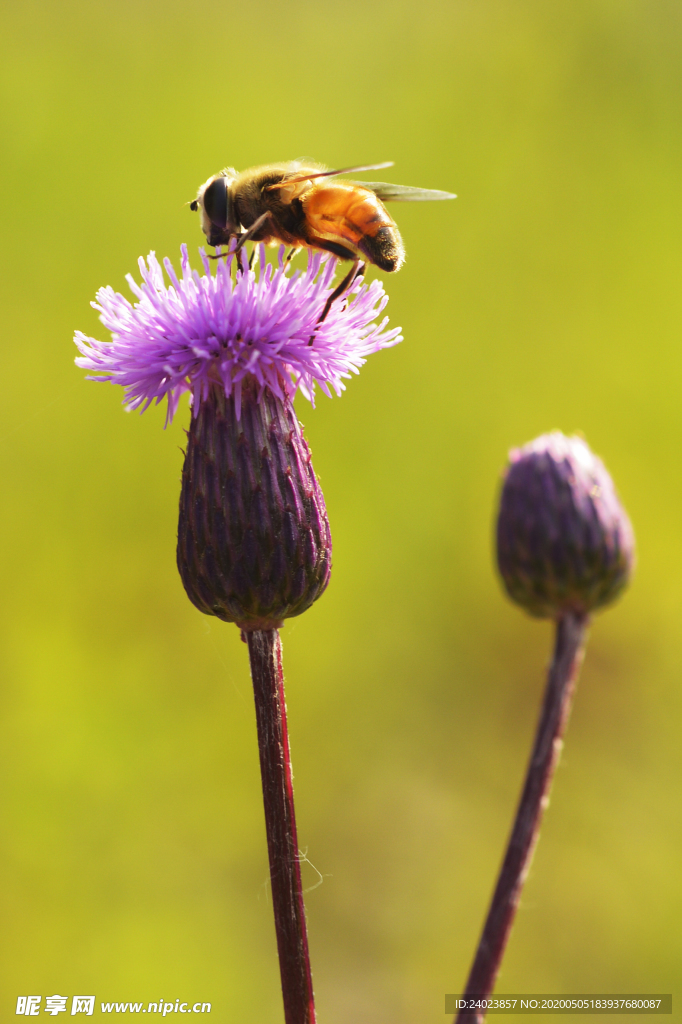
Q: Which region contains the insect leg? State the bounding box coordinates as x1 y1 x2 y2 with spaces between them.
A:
286 247 300 264
207 212 272 262
308 260 365 345
208 245 234 262
234 212 273 275
234 212 272 253
318 260 364 324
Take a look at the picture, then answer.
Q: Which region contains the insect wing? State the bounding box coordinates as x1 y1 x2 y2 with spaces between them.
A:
267 161 395 190
319 161 395 177
354 181 457 201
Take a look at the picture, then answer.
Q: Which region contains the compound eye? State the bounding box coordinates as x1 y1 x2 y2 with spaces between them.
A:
202 176 229 230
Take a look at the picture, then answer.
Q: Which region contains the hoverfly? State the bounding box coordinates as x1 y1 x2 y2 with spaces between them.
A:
190 160 455 271
190 160 455 327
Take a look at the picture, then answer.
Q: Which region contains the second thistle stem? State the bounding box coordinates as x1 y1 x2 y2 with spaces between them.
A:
246 628 316 1024
455 611 588 1024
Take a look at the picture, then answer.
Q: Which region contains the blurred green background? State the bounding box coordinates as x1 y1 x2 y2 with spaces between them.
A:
1 0 680 1019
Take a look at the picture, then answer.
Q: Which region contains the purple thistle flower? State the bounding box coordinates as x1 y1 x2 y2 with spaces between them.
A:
74 241 404 1024
74 244 402 424
74 244 402 630
496 432 635 619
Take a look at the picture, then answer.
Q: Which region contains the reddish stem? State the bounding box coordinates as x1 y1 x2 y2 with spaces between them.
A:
455 612 588 1024
246 629 317 1024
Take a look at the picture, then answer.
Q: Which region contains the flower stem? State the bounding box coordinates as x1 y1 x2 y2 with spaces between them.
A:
246 628 317 1024
455 611 589 1024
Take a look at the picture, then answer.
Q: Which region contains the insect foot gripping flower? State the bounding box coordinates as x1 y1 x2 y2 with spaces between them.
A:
455 433 634 1024
75 243 401 1024
496 432 635 620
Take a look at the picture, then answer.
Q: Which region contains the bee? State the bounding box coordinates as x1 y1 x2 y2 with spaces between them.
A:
190 160 456 273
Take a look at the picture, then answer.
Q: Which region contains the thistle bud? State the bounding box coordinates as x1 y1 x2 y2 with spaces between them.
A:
496 432 635 619
177 379 331 630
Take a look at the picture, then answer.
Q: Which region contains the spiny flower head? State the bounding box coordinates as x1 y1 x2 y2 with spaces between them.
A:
74 245 402 423
496 432 635 619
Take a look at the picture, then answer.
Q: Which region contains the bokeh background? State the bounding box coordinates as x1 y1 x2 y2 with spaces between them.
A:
1 0 680 1019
